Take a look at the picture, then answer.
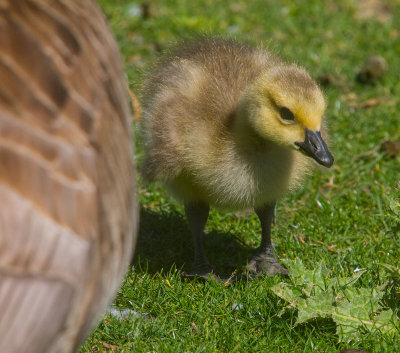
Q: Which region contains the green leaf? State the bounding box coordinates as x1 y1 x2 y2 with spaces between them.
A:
296 291 333 324
270 282 299 307
269 259 399 342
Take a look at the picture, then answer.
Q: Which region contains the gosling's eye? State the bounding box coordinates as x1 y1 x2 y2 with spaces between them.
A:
279 107 296 122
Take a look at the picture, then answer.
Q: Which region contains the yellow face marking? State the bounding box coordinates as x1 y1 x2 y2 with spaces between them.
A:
294 104 323 131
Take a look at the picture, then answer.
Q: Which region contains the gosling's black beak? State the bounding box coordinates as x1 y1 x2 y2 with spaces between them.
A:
295 129 334 168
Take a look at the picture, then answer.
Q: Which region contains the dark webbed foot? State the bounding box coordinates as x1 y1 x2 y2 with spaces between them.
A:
247 203 289 277
181 262 241 284
182 262 216 281
181 270 237 284
246 247 289 277
181 270 221 282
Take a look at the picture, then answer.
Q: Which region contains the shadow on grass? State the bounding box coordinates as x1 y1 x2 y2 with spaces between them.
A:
132 206 255 275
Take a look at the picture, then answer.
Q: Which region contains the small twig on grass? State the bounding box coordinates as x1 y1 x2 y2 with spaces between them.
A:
316 240 340 253
297 234 339 253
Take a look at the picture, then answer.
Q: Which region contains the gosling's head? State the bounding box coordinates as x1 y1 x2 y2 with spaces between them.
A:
244 65 334 167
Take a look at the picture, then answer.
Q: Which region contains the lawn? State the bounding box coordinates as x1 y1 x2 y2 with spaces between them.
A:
80 0 400 352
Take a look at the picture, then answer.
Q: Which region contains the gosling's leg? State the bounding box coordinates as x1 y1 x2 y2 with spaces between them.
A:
247 203 289 277
183 200 214 278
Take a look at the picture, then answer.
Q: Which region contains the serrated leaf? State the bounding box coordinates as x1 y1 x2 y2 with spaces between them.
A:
376 308 397 333
270 282 299 317
296 291 333 324
269 259 399 342
336 323 363 343
302 282 314 297
311 262 331 290
286 259 330 291
333 286 396 337
286 258 306 286
270 282 299 305
327 268 366 289
335 297 371 326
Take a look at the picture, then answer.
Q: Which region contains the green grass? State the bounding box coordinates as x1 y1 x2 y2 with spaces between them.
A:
81 0 400 352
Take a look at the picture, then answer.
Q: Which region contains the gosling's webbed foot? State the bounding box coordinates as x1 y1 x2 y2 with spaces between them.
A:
246 248 289 277
181 270 221 282
181 263 240 284
182 262 216 281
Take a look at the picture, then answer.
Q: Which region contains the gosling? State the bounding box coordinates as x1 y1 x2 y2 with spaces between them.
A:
141 38 333 279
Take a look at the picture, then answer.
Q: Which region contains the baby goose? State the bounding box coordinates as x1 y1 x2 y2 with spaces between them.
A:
141 38 333 278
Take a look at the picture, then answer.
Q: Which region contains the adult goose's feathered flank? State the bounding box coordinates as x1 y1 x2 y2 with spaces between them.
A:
0 1 137 352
